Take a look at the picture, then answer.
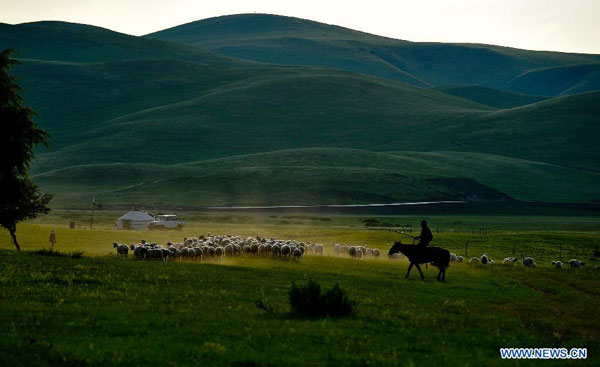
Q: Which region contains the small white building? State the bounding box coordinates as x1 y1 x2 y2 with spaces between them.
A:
115 211 155 230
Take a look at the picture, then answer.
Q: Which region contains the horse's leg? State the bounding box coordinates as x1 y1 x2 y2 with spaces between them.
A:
415 264 425 279
406 263 414 278
437 268 441 281
442 268 446 281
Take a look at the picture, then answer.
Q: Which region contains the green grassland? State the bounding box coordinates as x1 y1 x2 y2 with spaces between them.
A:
33 149 600 207
1 212 599 366
147 13 600 95
504 63 600 96
434 86 548 109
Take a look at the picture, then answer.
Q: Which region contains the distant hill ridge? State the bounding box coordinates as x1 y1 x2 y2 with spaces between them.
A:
147 13 600 96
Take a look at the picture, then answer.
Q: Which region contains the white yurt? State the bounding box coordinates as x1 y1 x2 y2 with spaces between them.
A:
115 211 155 229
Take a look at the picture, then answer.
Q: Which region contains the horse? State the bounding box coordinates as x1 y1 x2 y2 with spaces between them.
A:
388 241 450 281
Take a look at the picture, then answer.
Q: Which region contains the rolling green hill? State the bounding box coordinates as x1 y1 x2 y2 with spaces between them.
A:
21 60 493 172
0 21 247 65
2 18 599 207
434 85 547 108
504 63 600 96
29 62 600 173
147 14 600 96
33 149 600 207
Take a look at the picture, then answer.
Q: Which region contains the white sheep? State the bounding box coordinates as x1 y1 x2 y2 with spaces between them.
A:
480 254 489 265
372 249 381 259
551 260 563 268
469 257 480 264
292 248 303 261
449 253 459 262
348 246 357 258
456 255 464 262
314 244 324 255
503 257 518 264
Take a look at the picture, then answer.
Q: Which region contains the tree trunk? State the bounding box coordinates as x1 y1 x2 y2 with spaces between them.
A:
9 227 21 251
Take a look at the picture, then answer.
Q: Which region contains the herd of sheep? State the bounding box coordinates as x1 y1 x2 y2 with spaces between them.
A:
333 244 381 259
113 233 328 262
452 252 587 268
114 235 589 269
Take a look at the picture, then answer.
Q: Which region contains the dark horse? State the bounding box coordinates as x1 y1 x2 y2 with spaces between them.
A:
388 241 450 281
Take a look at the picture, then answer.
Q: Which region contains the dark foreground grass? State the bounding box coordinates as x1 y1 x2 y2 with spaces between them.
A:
1 250 598 366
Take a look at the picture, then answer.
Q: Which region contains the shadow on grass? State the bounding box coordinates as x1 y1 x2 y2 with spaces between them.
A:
32 249 84 259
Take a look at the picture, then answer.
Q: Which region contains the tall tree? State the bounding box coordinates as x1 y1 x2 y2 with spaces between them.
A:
0 49 52 251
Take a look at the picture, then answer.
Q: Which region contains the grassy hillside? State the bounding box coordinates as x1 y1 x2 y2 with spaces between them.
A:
33 149 600 207
434 85 547 108
0 21 246 65
3 19 599 206
30 65 600 174
147 14 600 96
27 65 494 172
504 63 600 96
14 59 280 148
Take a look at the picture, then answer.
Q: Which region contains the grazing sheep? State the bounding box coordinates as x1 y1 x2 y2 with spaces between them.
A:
113 243 129 258
281 245 291 257
224 244 234 256
469 257 480 264
521 254 536 268
551 260 563 268
271 244 281 257
503 257 518 264
131 245 147 260
292 248 303 261
193 247 203 260
455 255 464 262
333 244 341 255
313 244 324 255
480 254 489 265
147 248 164 261
348 246 357 258
568 259 585 268
355 248 363 259
215 246 224 259
449 253 459 262
160 248 173 261
372 249 381 259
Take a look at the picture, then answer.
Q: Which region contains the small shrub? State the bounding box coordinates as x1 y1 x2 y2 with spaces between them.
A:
289 280 354 318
